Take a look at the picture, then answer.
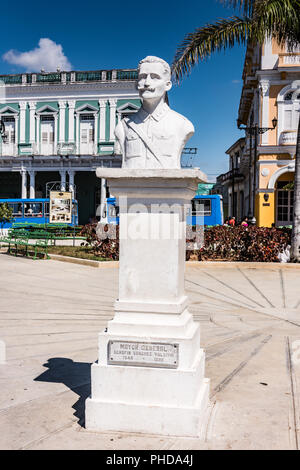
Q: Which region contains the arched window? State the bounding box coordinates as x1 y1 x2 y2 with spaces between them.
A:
281 91 300 131
284 92 293 101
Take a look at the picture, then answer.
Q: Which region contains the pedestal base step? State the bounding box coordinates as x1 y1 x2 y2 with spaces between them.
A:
85 378 210 437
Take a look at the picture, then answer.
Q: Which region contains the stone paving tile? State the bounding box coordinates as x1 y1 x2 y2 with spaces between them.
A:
0 255 300 450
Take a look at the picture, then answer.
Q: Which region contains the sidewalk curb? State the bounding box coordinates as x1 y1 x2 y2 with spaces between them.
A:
3 250 299 269
186 261 300 269
49 253 119 268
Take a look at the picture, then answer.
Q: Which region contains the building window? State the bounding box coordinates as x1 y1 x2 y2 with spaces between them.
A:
80 113 94 121
40 115 55 155
284 92 293 101
276 181 294 226
282 91 300 131
1 116 16 155
192 199 211 216
41 115 55 122
80 114 95 154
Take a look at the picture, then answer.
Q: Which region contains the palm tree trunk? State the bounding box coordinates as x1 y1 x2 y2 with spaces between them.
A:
291 116 300 261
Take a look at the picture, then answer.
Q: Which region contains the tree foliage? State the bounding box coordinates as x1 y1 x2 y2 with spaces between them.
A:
172 0 300 80
0 203 13 228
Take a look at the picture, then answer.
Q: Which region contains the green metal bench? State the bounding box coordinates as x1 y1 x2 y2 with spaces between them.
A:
0 233 50 260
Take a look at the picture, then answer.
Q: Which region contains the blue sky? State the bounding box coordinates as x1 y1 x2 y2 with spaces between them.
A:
0 0 246 181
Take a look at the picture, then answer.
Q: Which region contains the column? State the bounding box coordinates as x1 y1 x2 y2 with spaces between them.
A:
94 113 99 154
19 101 27 143
20 169 27 198
99 100 106 141
58 101 66 143
100 177 107 222
36 114 40 153
29 170 35 199
76 113 80 154
228 186 232 216
59 170 66 191
109 99 117 141
68 169 76 197
14 115 19 155
29 102 36 144
68 100 75 143
259 80 270 145
54 114 58 154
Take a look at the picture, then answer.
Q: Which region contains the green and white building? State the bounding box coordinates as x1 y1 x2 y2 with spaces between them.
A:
0 68 140 224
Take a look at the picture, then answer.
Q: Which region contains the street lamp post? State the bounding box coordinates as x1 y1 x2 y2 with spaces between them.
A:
230 154 236 218
237 117 277 225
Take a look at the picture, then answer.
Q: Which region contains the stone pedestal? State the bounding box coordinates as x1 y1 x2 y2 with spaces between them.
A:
85 169 210 437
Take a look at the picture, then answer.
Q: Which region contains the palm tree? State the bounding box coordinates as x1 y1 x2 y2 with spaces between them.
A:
172 0 300 261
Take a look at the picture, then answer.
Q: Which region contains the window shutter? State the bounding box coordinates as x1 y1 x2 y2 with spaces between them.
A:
89 128 94 143
81 129 87 143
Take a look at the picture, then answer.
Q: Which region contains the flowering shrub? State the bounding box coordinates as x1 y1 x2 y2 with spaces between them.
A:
81 223 291 263
80 223 119 260
186 226 291 262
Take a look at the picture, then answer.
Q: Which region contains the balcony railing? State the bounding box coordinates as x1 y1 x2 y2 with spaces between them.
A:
218 168 245 183
0 69 138 86
279 130 297 145
0 74 22 84
75 71 102 82
278 53 300 67
36 73 61 83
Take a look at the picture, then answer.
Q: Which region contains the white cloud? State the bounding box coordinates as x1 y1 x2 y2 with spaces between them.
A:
2 38 72 72
232 79 241 84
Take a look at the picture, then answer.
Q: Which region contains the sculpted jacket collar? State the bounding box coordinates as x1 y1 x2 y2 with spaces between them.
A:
137 102 170 123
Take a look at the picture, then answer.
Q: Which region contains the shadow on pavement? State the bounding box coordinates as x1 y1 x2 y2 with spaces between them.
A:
34 357 91 428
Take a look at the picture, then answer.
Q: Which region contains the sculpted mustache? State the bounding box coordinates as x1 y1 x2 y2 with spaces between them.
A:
137 86 155 92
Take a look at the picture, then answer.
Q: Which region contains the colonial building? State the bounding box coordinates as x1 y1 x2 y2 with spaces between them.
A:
0 69 140 224
215 138 245 221
218 38 300 227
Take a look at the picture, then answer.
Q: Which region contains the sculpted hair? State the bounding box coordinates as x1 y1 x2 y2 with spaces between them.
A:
138 56 171 80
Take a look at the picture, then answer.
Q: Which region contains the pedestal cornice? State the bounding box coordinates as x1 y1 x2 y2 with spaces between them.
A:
96 168 207 202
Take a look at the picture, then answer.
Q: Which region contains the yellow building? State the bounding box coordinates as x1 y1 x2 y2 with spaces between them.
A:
236 38 300 227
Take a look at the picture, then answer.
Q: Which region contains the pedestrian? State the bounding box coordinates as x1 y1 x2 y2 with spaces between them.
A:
241 217 248 227
229 216 236 227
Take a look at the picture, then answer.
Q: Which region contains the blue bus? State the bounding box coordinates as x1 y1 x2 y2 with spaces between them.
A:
186 195 223 226
0 198 78 229
106 194 223 226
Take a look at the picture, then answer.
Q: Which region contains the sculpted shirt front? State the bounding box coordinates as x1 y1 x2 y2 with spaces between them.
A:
114 102 194 169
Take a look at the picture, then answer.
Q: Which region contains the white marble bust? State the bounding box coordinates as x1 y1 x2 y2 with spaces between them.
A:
115 56 194 169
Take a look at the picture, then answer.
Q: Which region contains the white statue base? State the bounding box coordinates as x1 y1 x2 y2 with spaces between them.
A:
85 169 210 437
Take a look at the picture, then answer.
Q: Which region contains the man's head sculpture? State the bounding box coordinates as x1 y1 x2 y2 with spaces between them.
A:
137 56 172 101
114 56 194 169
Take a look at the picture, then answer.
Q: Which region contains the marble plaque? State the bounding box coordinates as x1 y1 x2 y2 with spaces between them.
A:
108 340 179 368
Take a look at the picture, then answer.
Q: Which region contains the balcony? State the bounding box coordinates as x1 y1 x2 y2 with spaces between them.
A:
279 130 297 145
0 74 22 85
0 69 138 86
278 53 300 67
218 168 245 184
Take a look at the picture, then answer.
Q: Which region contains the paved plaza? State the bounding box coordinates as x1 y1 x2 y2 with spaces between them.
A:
0 254 300 450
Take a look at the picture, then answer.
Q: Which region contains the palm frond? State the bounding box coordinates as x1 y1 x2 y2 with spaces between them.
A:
253 0 300 47
172 0 300 81
220 0 254 15
172 16 252 81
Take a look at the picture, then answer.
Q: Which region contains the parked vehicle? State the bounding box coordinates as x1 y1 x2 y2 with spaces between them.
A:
105 195 223 226
0 198 78 228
